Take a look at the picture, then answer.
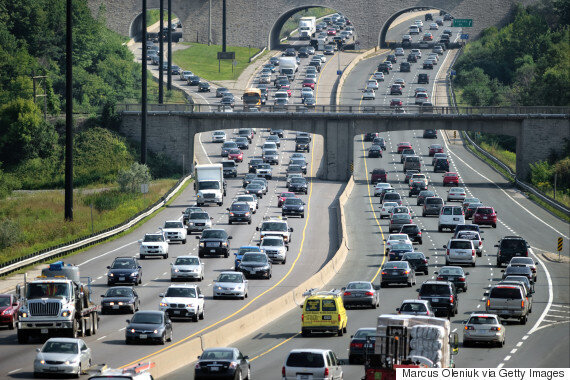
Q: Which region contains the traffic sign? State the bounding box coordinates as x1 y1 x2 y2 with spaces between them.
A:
337 70 343 75
452 19 473 27
558 237 563 251
450 70 456 76
460 34 469 40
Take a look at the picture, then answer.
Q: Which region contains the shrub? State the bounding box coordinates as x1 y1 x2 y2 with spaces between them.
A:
0 218 21 250
117 163 151 193
0 166 21 199
82 190 137 212
530 160 554 185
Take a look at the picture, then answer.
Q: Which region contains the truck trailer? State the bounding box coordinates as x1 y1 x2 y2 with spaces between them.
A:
298 16 316 40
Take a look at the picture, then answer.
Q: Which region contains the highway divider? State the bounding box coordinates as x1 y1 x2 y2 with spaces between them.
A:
147 177 355 378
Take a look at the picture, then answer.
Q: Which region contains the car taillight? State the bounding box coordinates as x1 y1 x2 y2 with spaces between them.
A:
472 249 475 256
491 326 501 331
404 271 409 274
525 250 529 257
464 326 474 330
450 295 454 303
195 362 201 369
437 276 444 280
381 271 387 275
446 249 450 255
522 300 525 308
343 292 351 296
461 193 465 196
282 366 286 376
365 291 374 296
479 241 482 246
301 314 304 322
418 231 422 235
459 277 465 282
350 342 364 348
531 268 536 273
423 259 428 263
324 368 329 377
487 299 490 307
338 314 341 321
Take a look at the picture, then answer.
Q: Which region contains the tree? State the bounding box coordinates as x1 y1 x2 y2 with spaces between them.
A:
117 163 151 193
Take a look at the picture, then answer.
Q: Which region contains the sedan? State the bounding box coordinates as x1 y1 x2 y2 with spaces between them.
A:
462 197 481 211
213 271 248 299
366 80 379 90
443 172 460 186
435 266 469 291
198 82 210 92
216 87 229 97
428 144 444 156
0 294 20 329
373 71 385 81
380 261 416 287
399 224 423 244
368 145 383 158
171 255 204 281
348 328 376 364
288 177 308 194
195 347 250 380
389 213 413 233
245 183 264 198
397 299 435 316
34 338 92 377
417 190 435 205
394 78 406 88
362 89 376 100
463 313 505 347
227 148 243 162
502 265 534 283
101 286 139 314
125 310 173 344
237 252 272 279
387 242 414 261
302 79 316 90
234 137 249 150
342 281 380 309
282 197 305 218
107 257 142 286
447 187 466 202
379 201 398 218
390 84 403 95
373 183 392 197
402 251 429 275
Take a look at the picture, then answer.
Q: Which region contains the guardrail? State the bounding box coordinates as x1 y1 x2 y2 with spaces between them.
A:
0 175 193 278
248 47 266 62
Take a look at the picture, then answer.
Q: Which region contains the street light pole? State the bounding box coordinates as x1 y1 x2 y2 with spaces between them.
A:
222 0 227 52
158 0 164 103
167 0 172 90
141 0 148 164
208 0 212 45
64 0 73 221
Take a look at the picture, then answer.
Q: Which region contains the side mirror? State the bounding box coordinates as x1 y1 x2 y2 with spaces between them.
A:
481 238 485 240
396 308 400 312
197 356 201 360
196 236 200 239
494 244 498 247
243 355 249 360
484 291 489 296
299 304 304 308
434 271 438 274
257 243 261 246
126 319 131 324
181 211 185 214
159 293 164 297
289 228 294 232
228 236 233 239
211 217 214 220
36 348 41 353
107 266 111 269
535 262 539 265
138 266 142 269
415 288 420 292
443 245 447 248
341 287 346 291
199 294 204 298
166 239 171 243
256 227 260 231
100 294 104 297
501 269 505 272
226 208 230 211
465 272 470 276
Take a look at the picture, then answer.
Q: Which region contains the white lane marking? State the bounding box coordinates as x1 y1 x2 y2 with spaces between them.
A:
97 335 107 341
119 327 126 331
522 335 529 340
510 348 518 354
498 363 505 368
198 133 213 164
504 355 511 361
516 342 523 347
78 241 137 266
7 369 21 375
527 249 554 335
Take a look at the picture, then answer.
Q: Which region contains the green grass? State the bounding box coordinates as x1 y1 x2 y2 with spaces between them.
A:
463 132 515 181
0 179 178 265
125 71 188 104
146 9 169 27
528 194 570 223
478 142 516 172
172 43 261 81
280 7 336 39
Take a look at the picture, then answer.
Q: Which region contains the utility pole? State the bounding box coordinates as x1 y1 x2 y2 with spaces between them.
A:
167 0 172 90
64 0 73 221
141 0 148 164
208 0 212 45
222 0 227 52
158 0 164 103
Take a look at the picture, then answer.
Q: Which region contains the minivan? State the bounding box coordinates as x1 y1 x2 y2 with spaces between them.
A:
438 205 465 232
400 62 411 72
282 349 343 380
403 156 421 172
423 196 443 216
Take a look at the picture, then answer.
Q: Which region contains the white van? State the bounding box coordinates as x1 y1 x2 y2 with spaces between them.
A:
282 349 343 380
438 205 465 232
444 238 476 266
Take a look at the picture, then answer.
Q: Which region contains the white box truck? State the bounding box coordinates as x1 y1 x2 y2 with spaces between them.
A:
279 57 298 80
194 164 225 206
317 37 327 51
299 16 316 40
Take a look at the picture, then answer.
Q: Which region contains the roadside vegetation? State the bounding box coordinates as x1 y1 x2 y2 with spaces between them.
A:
280 7 336 40
453 1 570 206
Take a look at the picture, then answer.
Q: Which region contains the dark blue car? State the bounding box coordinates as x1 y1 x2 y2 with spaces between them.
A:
234 246 262 270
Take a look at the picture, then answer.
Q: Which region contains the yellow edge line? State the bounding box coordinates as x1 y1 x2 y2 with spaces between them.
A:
315 51 338 104
250 332 301 361
120 131 317 369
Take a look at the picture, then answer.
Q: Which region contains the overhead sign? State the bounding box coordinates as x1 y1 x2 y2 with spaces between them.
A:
558 237 563 252
461 34 469 40
217 51 235 60
452 19 473 27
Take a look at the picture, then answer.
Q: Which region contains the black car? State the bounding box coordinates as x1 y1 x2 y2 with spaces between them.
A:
298 47 309 58
386 54 397 63
400 62 411 72
220 96 235 108
234 137 249 150
222 160 237 178
216 87 229 97
197 229 232 258
195 347 250 380
377 63 390 74
187 75 200 85
495 236 529 267
402 251 429 275
425 13 433 21
107 257 142 286
270 129 285 138
368 145 383 158
502 265 534 283
418 73 429 84
100 286 140 314
290 159 308 174
269 57 280 66
248 158 263 173
238 252 272 279
417 190 435 205
435 266 469 291
348 327 376 364
434 158 449 172
125 310 172 344
296 136 311 152
245 183 264 198
198 82 210 92
423 129 437 138
380 261 416 286
399 224 423 244
418 281 458 318
242 173 258 188
407 54 418 63
409 181 428 197
227 202 252 225
364 132 378 141
423 61 434 69
288 177 308 194
282 197 305 218
284 48 297 57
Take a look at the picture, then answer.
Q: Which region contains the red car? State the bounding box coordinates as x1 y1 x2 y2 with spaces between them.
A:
443 172 459 186
423 32 433 41
428 144 444 156
280 85 292 97
371 169 387 183
390 98 403 108
0 294 20 329
278 192 296 207
327 29 337 36
473 207 497 228
397 142 412 153
228 148 243 162
302 79 316 90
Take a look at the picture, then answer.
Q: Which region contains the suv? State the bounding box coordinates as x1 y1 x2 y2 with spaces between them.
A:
283 349 343 380
495 236 530 267
485 285 529 324
434 158 450 172
197 229 232 258
106 257 142 286
403 156 421 172
423 196 443 216
159 284 204 321
444 239 476 266
438 205 465 232
259 236 288 264
418 73 429 84
139 232 169 259
296 136 311 152
222 160 237 177
301 291 348 336
399 224 423 244
161 220 187 244
227 202 252 225
370 169 387 183
257 217 293 243
418 281 458 317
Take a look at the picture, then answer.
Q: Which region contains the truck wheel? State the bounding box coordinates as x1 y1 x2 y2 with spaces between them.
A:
92 313 98 334
199 308 205 320
140 255 146 260
86 314 93 336
17 330 28 344
337 327 343 336
520 315 527 325
183 238 187 244
218 202 223 206
71 320 78 338
79 319 86 337
302 330 310 337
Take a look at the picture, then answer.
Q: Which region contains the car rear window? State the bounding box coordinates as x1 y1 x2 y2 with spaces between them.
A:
401 303 427 312
468 316 498 325
450 240 472 249
490 287 522 299
322 299 337 311
453 208 463 215
305 299 320 311
420 284 451 296
477 208 493 214
501 239 526 251
426 198 443 204
442 207 452 215
286 352 325 368
385 193 401 200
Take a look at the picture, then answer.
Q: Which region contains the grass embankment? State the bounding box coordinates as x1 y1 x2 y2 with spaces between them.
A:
173 43 260 81
280 7 336 39
146 9 169 27
0 179 177 266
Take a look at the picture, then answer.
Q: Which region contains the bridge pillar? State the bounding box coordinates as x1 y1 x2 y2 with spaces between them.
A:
320 119 354 181
516 118 570 181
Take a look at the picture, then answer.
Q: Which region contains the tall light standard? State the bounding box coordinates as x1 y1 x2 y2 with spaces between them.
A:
64 0 73 221
141 0 148 164
167 0 172 90
158 0 164 103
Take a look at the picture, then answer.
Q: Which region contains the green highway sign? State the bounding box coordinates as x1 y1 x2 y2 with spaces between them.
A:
452 19 473 27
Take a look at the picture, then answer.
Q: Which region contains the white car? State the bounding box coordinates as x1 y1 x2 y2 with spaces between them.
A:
373 71 385 81
283 349 343 380
301 87 314 98
235 194 258 213
139 232 169 259
380 201 399 218
438 205 465 232
415 92 429 104
211 130 226 143
456 231 484 256
384 233 413 254
447 187 467 202
415 20 424 27
374 183 392 197
170 255 204 281
409 173 428 186
366 80 379 90
34 338 92 378
394 47 405 56
213 271 248 299
305 73 317 80
430 23 439 30
159 284 204 321
411 49 422 58
161 220 187 244
259 236 288 264
315 54 326 62
256 218 293 243
444 239 476 266
362 89 376 100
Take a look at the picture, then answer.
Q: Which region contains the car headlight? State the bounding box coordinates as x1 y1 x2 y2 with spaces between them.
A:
39 360 45 364
2 308 13 315
130 328 135 333
159 302 168 307
188 222 194 225
200 242 205 247
216 286 223 290
130 272 138 276
64 359 78 365
222 242 228 246
20 311 28 318
61 310 71 317
173 268 179 273
154 329 159 334
108 273 114 277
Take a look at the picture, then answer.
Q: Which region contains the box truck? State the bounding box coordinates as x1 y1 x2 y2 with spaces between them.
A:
299 16 316 40
194 164 225 206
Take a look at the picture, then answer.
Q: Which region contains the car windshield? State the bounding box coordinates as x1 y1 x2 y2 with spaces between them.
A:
261 222 287 231
111 260 137 269
27 283 70 299
420 191 435 197
353 329 376 339
213 132 225 136
291 178 305 184
201 350 234 361
202 230 227 239
222 142 237 148
501 240 527 251
346 282 372 290
217 273 243 283
389 234 408 241
468 203 484 209
439 267 463 275
229 149 241 155
175 257 199 266
42 341 78 354
231 203 249 211
105 288 133 297
242 254 267 263
385 193 400 200
165 287 197 298
262 238 283 246
131 313 163 324
401 226 418 233
164 222 183 229
286 352 325 368
190 213 209 220
285 198 303 205
426 198 443 204
468 316 498 325
239 247 261 254
506 266 531 275
144 234 165 242
0 297 10 307
450 240 472 249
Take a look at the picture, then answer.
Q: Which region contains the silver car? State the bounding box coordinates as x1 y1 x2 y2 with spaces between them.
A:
509 257 538 282
444 239 476 266
397 299 435 316
463 313 505 347
447 187 466 202
213 271 248 299
170 255 204 281
259 236 288 264
34 338 92 377
342 281 380 308
186 211 213 234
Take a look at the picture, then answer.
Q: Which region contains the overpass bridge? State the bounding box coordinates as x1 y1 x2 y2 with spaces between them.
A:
118 105 569 181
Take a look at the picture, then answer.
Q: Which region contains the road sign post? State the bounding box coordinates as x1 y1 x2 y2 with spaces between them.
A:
452 19 473 27
558 237 563 260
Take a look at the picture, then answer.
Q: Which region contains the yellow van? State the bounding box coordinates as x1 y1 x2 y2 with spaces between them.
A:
301 291 348 337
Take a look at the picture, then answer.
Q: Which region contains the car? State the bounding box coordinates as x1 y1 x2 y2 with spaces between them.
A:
187 75 200 85
362 89 376 100
390 84 403 95
227 202 252 225
428 144 444 156
33 338 92 377
169 255 205 282
422 196 443 217
424 129 438 140
438 205 465 232
342 281 380 309
436 18 444 26
270 56 280 66
417 190 435 205
501 276 535 304
159 284 204 322
464 203 484 219
380 261 416 287
284 47 297 56
211 130 226 143
409 24 420 34
373 182 392 197
245 183 264 198
262 150 278 167
221 141 238 157
186 211 213 234
370 168 388 183
397 142 412 153
495 236 530 267
107 257 142 286
462 197 480 211
400 148 415 163
432 152 447 165
443 172 459 186
125 310 172 344
401 251 429 275
404 170 419 184
198 82 210 92
423 32 433 41
237 252 272 279
327 28 337 35
139 232 169 259
290 159 308 174
418 73 430 84
509 257 538 281
0 294 20 329
302 78 316 90
348 328 376 364
180 70 193 81
399 224 423 244
288 177 308 194
415 92 429 104
213 271 248 299
283 349 344 379
435 266 469 291
100 286 139 314
502 264 534 284
394 78 406 88
456 230 484 256
418 280 458 318
394 47 405 56
277 192 296 208
382 191 402 206
234 137 249 150
307 46 316 54
462 313 505 347
407 53 418 63
259 236 288 264
368 145 383 157
473 206 498 228
397 299 435 316
161 220 187 244
373 71 385 81
485 284 529 324
444 239 476 266
366 79 379 90
234 194 258 213
429 22 438 30
195 347 251 380
447 187 466 202
399 61 411 72
220 95 235 107
282 197 305 218
433 45 444 54
387 241 414 261
197 229 232 258
434 158 450 172
379 201 398 218
222 160 238 178
247 158 263 174
251 178 268 194
300 87 314 100
226 148 243 163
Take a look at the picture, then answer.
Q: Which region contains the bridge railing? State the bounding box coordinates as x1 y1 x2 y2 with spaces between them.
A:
117 103 570 115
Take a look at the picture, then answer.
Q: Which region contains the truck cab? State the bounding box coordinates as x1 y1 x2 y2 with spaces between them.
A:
195 164 224 206
256 217 293 243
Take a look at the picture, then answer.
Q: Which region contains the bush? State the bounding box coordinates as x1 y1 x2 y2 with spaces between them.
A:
530 160 554 185
117 163 151 193
82 190 137 212
0 218 21 250
0 166 21 199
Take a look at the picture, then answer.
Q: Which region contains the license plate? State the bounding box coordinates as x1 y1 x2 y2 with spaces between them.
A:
119 277 125 281
207 242 219 247
453 218 459 221
210 249 216 253
300 376 309 380
433 298 439 303
483 216 488 219
365 343 373 348
392 271 399 275
139 334 147 339
41 328 48 334
113 305 119 309
174 310 180 314
211 367 219 372
49 367 58 372
322 315 332 320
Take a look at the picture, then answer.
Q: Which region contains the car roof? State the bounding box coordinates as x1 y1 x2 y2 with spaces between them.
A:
289 348 329 354
167 284 199 289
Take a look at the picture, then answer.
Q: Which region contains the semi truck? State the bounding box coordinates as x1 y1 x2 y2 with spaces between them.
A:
278 57 298 80
363 314 459 380
16 262 100 343
194 164 225 206
299 16 316 40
